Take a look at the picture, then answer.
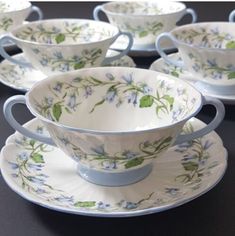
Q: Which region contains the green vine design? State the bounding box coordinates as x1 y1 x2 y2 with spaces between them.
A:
16 22 111 44
0 17 13 31
175 123 214 184
33 48 103 72
34 74 175 122
58 136 173 170
188 53 235 80
122 21 163 38
176 28 235 49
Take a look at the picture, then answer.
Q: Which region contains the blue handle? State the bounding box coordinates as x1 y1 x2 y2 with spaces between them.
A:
0 35 31 67
174 96 225 145
155 32 184 68
30 6 44 20
4 95 55 146
102 32 133 65
229 9 235 22
93 5 103 21
184 8 197 23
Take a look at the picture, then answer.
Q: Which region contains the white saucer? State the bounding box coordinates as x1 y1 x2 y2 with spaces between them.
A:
0 118 227 217
111 35 175 57
150 52 235 105
0 51 136 92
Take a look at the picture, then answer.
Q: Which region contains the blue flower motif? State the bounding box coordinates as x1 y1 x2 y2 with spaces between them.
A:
40 57 48 66
67 94 77 110
102 160 117 169
207 59 217 67
32 48 40 54
120 200 138 209
122 73 133 84
18 152 29 161
97 201 110 209
122 150 138 159
36 188 47 194
84 86 93 98
105 90 116 103
141 83 152 94
177 88 186 96
211 27 219 35
172 107 183 121
53 82 63 93
53 51 63 59
28 176 45 185
59 137 70 146
105 73 115 81
27 163 43 171
44 97 54 106
91 145 106 155
8 162 19 170
54 195 74 203
127 91 138 106
203 140 213 150
192 63 201 72
59 63 70 72
52 26 61 34
165 187 179 196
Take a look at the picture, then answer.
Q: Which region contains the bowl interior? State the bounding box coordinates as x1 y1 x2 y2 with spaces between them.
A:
14 19 118 45
104 1 185 15
0 0 30 13
28 68 201 133
173 23 235 49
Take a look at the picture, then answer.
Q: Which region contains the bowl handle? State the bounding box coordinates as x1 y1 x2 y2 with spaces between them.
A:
93 5 104 21
229 9 235 22
174 96 225 145
155 32 184 68
29 6 44 21
183 8 197 23
102 32 133 65
4 95 55 146
0 35 31 67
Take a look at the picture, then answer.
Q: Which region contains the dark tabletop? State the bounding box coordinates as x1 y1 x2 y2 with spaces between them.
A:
0 2 235 236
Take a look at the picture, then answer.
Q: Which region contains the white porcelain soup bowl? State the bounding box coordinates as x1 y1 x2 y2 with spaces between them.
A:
0 19 133 75
93 1 197 47
156 22 235 95
4 67 224 186
0 0 43 35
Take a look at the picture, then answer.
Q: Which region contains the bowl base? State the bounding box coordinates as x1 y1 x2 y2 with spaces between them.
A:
77 163 153 187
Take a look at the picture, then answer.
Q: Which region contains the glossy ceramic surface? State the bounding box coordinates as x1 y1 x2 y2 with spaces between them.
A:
150 52 235 104
94 1 196 48
0 19 133 75
156 22 235 90
0 118 227 217
3 67 225 186
0 0 42 35
0 51 136 92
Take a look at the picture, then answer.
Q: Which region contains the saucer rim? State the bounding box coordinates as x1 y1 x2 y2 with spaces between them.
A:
0 118 228 218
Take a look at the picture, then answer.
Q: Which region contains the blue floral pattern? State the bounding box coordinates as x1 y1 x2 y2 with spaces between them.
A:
6 120 222 212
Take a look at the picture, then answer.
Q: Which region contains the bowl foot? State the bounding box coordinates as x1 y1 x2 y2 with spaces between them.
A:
77 163 153 187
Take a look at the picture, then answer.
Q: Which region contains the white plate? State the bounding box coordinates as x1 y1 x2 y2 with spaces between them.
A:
0 51 136 92
111 35 175 57
150 52 235 105
0 118 227 217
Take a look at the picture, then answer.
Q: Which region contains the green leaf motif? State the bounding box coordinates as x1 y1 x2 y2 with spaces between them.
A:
171 71 179 78
30 140 36 147
74 61 86 69
125 157 144 169
162 95 174 108
52 103 62 121
55 33 66 44
31 153 44 163
228 71 235 79
182 161 198 171
74 201 96 208
139 95 154 108
226 40 235 49
139 31 148 38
